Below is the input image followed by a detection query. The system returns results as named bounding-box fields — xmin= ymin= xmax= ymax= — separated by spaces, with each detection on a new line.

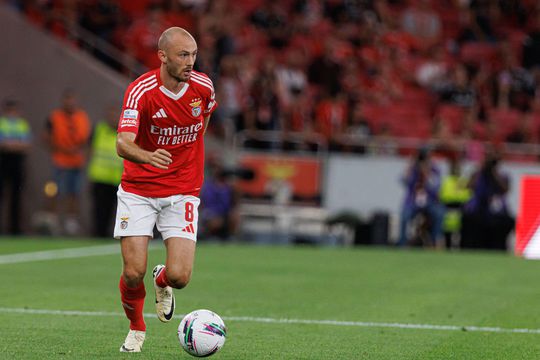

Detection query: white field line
xmin=0 ymin=243 xmax=162 ymax=265
xmin=0 ymin=307 xmax=539 ymax=335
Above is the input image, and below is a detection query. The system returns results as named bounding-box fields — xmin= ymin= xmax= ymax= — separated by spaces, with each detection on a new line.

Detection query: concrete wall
xmin=0 ymin=5 xmax=129 ymax=233
xmin=324 ymin=154 xmax=540 ymax=218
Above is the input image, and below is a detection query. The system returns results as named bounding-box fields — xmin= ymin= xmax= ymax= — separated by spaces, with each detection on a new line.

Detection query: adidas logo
xmin=152 ymin=108 xmax=167 ymax=118
xmin=181 ymin=223 xmax=195 ymax=234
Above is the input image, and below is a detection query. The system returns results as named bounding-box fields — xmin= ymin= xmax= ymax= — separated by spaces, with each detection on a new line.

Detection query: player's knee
xmin=123 ymin=268 xmax=146 ymax=286
xmin=166 ymin=268 xmax=191 ymax=289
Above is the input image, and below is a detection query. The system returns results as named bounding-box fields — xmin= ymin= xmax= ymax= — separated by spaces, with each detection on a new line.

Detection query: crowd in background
xmin=3 ymin=0 xmax=536 ymax=249
xmin=10 ymin=0 xmax=540 ymax=158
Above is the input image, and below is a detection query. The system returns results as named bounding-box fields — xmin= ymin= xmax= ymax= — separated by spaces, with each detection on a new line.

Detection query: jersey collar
xmin=157 ymin=69 xmax=190 ymax=100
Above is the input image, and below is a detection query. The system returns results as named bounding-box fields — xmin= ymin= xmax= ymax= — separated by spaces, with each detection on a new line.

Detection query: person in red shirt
xmin=115 ymin=27 xmax=217 ymax=353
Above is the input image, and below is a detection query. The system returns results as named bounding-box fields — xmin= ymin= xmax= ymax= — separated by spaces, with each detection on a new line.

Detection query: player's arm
xmin=203 ymin=115 xmax=211 ymax=135
xmin=116 ymin=132 xmax=172 ymax=170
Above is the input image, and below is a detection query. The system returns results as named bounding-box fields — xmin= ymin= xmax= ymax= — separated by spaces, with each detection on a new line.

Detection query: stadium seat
xmin=488 ymin=108 xmax=522 ymax=138
xmin=436 ymin=104 xmax=465 ymax=133
xmin=460 ymin=42 xmax=498 ymax=67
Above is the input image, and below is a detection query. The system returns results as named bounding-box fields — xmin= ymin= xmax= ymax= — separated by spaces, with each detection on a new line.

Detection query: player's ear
xmin=158 ymin=49 xmax=167 ymax=63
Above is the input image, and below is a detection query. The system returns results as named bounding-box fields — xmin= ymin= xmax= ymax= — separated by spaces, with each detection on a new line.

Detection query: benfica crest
xmin=189 ymin=98 xmax=202 ymax=117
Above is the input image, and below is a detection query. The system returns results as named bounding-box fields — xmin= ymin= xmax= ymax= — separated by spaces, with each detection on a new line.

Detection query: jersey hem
xmin=120 ymin=183 xmax=200 ymax=198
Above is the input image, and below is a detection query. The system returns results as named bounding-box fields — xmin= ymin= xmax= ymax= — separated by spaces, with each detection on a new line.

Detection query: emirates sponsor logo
xmin=151 ymin=123 xmax=203 ymax=145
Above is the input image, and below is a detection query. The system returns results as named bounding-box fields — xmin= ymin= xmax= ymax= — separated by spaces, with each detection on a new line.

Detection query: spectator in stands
xmin=275 ymin=48 xmax=308 ymax=112
xmin=0 ymin=99 xmax=31 ymax=235
xmin=415 ymin=45 xmax=449 ymax=91
xmin=199 ymin=158 xmax=239 ymax=240
xmin=44 ymin=89 xmax=91 ymax=235
xmin=79 ymin=0 xmax=122 ymax=67
xmin=314 ymin=91 xmax=348 ymax=152
xmin=244 ymin=58 xmax=281 ymax=149
xmin=495 ymin=47 xmax=535 ymax=111
xmin=439 ymin=64 xmax=477 ymax=108
xmin=343 ymin=101 xmax=373 ymax=154
xmin=398 ymin=147 xmax=445 ymax=247
xmin=282 ymin=89 xmax=320 ymax=152
xmin=123 ymin=4 xmax=171 ymax=69
xmin=214 ymin=55 xmax=247 ymax=140
xmin=401 ymin=0 xmax=442 ymax=49
xmin=461 ymin=147 xmax=515 ymax=250
xmin=163 ymin=0 xmax=197 ymax=34
xmin=308 ymin=37 xmax=344 ymax=96
xmin=250 ymin=2 xmax=289 ymax=49
xmin=87 ymin=103 xmax=123 ymax=238
xmin=523 ymin=12 xmax=540 ymax=70
xmin=370 ymin=123 xmax=397 ymax=155
xmin=457 ymin=6 xmax=497 ymax=44
xmin=79 ymin=0 xmax=121 ymax=43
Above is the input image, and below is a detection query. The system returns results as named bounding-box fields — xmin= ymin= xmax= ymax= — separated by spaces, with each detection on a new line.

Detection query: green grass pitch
xmin=1 ymin=237 xmax=540 ymax=359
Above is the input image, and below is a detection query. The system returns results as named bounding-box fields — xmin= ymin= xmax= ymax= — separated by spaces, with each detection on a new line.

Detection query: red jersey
xmin=118 ymin=69 xmax=217 ymax=197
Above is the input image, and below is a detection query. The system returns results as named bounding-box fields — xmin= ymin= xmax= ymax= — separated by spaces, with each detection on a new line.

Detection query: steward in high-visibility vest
xmin=439 ymin=158 xmax=471 ymax=248
xmin=0 ymin=99 xmax=31 ymax=234
xmin=87 ymin=105 xmax=123 ymax=237
xmin=88 ymin=121 xmax=123 ymax=186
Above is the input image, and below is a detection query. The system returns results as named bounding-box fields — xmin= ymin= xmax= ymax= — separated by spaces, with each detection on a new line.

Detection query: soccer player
xmin=115 ymin=27 xmax=217 ymax=353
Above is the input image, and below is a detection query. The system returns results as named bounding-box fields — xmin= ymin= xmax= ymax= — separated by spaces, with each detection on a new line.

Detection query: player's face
xmin=163 ymin=36 xmax=197 ymax=83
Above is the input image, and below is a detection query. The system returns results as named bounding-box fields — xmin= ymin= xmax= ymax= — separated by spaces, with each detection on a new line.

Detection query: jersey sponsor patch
xmin=120 ymin=119 xmax=137 ymax=128
xmin=122 ymin=109 xmax=139 ymax=120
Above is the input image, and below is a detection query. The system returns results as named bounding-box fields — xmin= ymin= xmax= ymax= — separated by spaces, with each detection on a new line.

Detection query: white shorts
xmin=114 ymin=186 xmax=200 ymax=241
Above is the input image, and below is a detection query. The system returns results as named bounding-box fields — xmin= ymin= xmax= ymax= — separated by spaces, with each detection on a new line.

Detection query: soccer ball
xmin=178 ymin=309 xmax=227 ymax=357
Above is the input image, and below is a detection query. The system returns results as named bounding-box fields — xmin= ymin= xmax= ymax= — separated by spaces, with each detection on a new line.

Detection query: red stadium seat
xmin=436 ymin=104 xmax=465 ymax=133
xmin=364 ymin=103 xmax=432 ymax=138
xmin=460 ymin=42 xmax=498 ymax=67
xmin=488 ymin=108 xmax=522 ymax=136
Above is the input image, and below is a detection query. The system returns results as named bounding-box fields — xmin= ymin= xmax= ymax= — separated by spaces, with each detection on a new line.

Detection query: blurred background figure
xmin=461 ymin=148 xmax=515 ymax=250
xmin=43 ymin=89 xmax=91 ymax=236
xmin=87 ymin=103 xmax=123 ymax=238
xmin=439 ymin=156 xmax=471 ymax=249
xmin=398 ymin=147 xmax=444 ymax=247
xmin=199 ymin=158 xmax=240 ymax=241
xmin=0 ymin=98 xmax=31 ymax=235
xmin=401 ymin=0 xmax=442 ymax=50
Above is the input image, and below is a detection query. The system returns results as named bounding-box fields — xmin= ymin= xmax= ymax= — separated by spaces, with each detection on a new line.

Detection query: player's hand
xmin=148 ymin=149 xmax=172 ymax=169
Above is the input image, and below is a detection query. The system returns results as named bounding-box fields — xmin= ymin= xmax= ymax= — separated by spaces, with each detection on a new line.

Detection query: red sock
xmin=119 ymin=276 xmax=146 ymax=331
xmin=155 ymin=267 xmax=171 ymax=288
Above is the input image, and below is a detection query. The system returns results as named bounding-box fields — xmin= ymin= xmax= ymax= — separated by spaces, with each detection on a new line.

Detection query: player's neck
xmin=160 ymin=67 xmax=186 ymax=94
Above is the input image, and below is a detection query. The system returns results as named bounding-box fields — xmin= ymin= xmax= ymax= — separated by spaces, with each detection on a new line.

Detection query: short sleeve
xmin=204 ymin=86 xmax=218 ymax=116
xmin=118 ymin=82 xmax=142 ymax=134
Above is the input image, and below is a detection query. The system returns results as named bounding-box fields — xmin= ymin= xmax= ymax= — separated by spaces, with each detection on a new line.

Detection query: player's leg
xmin=398 ymin=205 xmax=416 ymax=246
xmin=153 ymin=237 xmax=196 ymax=322
xmin=153 ymin=195 xmax=200 ymax=322
xmin=114 ymin=186 xmax=158 ymax=352
xmin=119 ymin=236 xmax=150 ymax=352
xmin=64 ymin=168 xmax=82 ymax=235
xmin=161 ymin=237 xmax=196 ymax=289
